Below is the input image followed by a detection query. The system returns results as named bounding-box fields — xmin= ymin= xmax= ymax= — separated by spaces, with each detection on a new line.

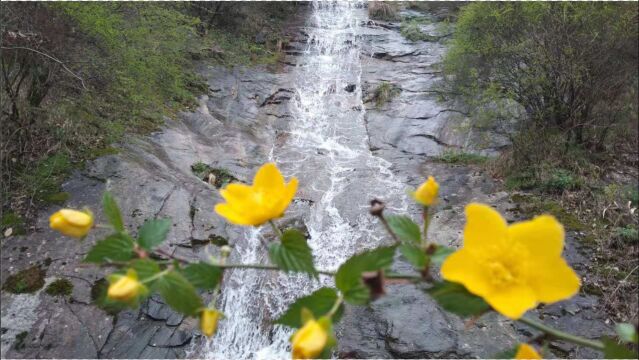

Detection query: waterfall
xmin=202 ymin=2 xmax=408 ymax=358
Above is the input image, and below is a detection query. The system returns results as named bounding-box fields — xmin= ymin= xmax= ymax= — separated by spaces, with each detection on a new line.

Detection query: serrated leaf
xmin=153 ymin=270 xmax=202 ymax=316
xmin=399 ymin=244 xmax=427 ymax=269
xmin=181 ymin=262 xmax=222 ymax=290
xmin=84 ymin=233 xmax=135 ymax=263
xmin=275 ymin=287 xmax=343 ymax=328
xmin=603 ymin=337 xmax=638 ymax=359
xmin=130 ymin=259 xmax=161 ymax=282
xmin=137 ymin=218 xmax=171 ymax=250
xmin=103 ymin=192 xmax=124 ymax=232
xmin=269 ymin=229 xmax=316 ymax=276
xmin=426 ymin=281 xmax=490 ymax=317
xmin=335 ymin=246 xmax=396 ymax=305
xmin=386 ymin=215 xmax=421 ymax=244
xmin=616 ymin=323 xmax=638 ymax=344
xmin=431 ymin=245 xmax=455 ymax=265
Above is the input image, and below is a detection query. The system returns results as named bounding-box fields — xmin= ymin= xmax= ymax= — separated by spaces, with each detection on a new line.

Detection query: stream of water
xmin=202 ymin=2 xmax=408 ymax=358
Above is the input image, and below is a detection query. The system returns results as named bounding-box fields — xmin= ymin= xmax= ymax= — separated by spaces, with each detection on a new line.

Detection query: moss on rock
xmin=45 ymin=278 xmax=74 ymax=297
xmin=3 ymin=266 xmax=46 ymax=294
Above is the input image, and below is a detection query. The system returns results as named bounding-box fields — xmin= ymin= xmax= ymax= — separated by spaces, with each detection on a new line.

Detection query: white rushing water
xmin=202 ymin=2 xmax=408 ymax=358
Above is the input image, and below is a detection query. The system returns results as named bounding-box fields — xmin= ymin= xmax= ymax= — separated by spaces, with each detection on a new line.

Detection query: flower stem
xmin=518 ymin=316 xmax=605 ymax=350
xmin=422 ymin=206 xmax=429 ymax=248
xmin=141 ymin=267 xmax=172 ymax=284
xmin=378 ymin=214 xmax=400 ymax=243
xmin=327 ymin=293 xmax=344 ymax=317
xmin=217 ymin=263 xmax=421 ymax=280
xmin=268 ymin=220 xmax=283 ymax=239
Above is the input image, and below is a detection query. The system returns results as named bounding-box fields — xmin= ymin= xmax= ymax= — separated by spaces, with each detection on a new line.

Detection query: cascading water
xmin=202 ymin=2 xmax=408 ymax=358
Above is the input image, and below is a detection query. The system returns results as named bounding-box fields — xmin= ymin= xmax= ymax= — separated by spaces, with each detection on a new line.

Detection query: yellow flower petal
xmin=463 ymin=203 xmax=507 ymax=251
xmin=215 ymin=163 xmax=297 ymax=227
xmin=200 ymin=309 xmax=222 ymax=337
xmin=509 ymin=215 xmax=564 ymax=260
xmin=515 ymin=343 xmax=542 ymax=359
xmin=484 ymin=284 xmax=537 ymax=320
xmin=214 ymin=203 xmax=256 ymax=226
xmin=253 ymin=162 xmax=285 ymax=194
xmin=291 ymin=320 xmax=328 ymax=359
xmin=441 ymin=249 xmax=494 ymax=297
xmin=49 ymin=209 xmax=94 ymax=238
xmin=527 ymin=258 xmax=580 ymax=303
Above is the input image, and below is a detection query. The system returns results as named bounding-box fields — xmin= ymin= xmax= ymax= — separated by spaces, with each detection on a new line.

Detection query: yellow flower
xmin=515 ymin=343 xmax=542 ymax=359
xmin=200 ymin=308 xmax=222 ymax=337
xmin=107 ymin=269 xmax=144 ymax=302
xmin=441 ymin=203 xmax=580 ymax=319
xmin=412 ymin=176 xmax=439 ymax=206
xmin=291 ymin=319 xmax=328 ymax=359
xmin=49 ymin=209 xmax=94 ymax=238
xmin=215 ymin=163 xmax=298 ymax=226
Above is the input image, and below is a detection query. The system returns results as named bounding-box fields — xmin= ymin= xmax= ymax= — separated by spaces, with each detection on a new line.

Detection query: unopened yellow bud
xmin=107 ymin=270 xmax=143 ymax=302
xmin=291 ymin=319 xmax=328 ymax=359
xmin=413 ymin=176 xmax=439 ymax=206
xmin=49 ymin=209 xmax=94 ymax=238
xmin=200 ymin=308 xmax=222 ymax=337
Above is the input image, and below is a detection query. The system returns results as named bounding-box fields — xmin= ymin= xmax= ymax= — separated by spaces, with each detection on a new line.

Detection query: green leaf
xmin=386 ymin=215 xmax=421 ymax=244
xmin=603 ymin=338 xmax=638 ymax=359
xmin=275 ymin=287 xmax=343 ymax=328
xmin=431 ymin=245 xmax=455 ymax=265
xmin=426 ymin=281 xmax=490 ymax=317
xmin=130 ymin=259 xmax=160 ymax=281
xmin=181 ymin=262 xmax=222 ymax=290
xmin=492 ymin=346 xmax=518 ymax=359
xmin=616 ymin=323 xmax=639 ymax=344
xmin=335 ymin=246 xmax=396 ymax=305
xmin=84 ymin=233 xmax=135 ymax=263
xmin=103 ymin=192 xmax=124 ymax=232
xmin=153 ymin=270 xmax=202 ymax=316
xmin=399 ymin=244 xmax=427 ymax=269
xmin=268 ymin=228 xmax=316 ymax=276
xmin=137 ymin=218 xmax=171 ymax=250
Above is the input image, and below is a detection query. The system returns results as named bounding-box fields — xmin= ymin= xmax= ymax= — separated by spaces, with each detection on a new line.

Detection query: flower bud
xmin=291 ymin=319 xmax=328 ymax=359
xmin=220 ymin=245 xmax=232 ymax=258
xmin=49 ymin=209 xmax=94 ymax=238
xmin=369 ymin=199 xmax=385 ymax=217
xmin=412 ymin=176 xmax=439 ymax=206
xmin=200 ymin=308 xmax=222 ymax=337
xmin=107 ymin=270 xmax=143 ymax=302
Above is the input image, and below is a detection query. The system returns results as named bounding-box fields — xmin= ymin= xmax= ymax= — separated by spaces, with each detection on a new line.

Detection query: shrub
xmin=368 ymin=2 xmax=399 ymax=21
xmin=372 ymin=82 xmax=401 ymax=108
xmin=445 ymin=3 xmax=638 ymax=150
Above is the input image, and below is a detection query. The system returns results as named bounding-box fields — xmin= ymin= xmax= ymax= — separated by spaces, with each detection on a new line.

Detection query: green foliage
xmin=2 ymin=266 xmax=46 ymax=294
xmin=84 ymin=233 xmax=135 ymax=263
xmin=431 ymin=245 xmax=455 ymax=265
xmin=335 ymin=246 xmax=396 ymax=305
xmin=434 ymin=150 xmax=488 ymax=165
xmin=269 ymin=229 xmax=317 ymax=277
xmin=130 ymin=259 xmax=161 ymax=282
xmin=181 ymin=262 xmax=223 ymax=290
xmin=103 ymin=192 xmax=124 ymax=232
xmin=368 ymin=2 xmax=399 ymax=21
xmin=0 ymin=211 xmax=26 ymax=235
xmin=137 ymin=219 xmax=171 ymax=251
xmin=275 ymin=288 xmax=343 ymax=329
xmin=615 ymin=226 xmax=639 ymax=243
xmin=153 ymin=270 xmax=202 ymax=317
xmin=543 ymin=169 xmax=582 ymax=193
xmin=602 ymin=338 xmax=639 ymax=359
xmin=616 ymin=323 xmax=638 ymax=344
xmin=399 ymin=244 xmax=427 ymax=269
xmin=386 ymin=215 xmax=421 ymax=244
xmin=427 ymin=281 xmax=490 ymax=317
xmin=45 ymin=278 xmax=74 ymax=297
xmin=190 ymin=162 xmax=238 ymax=188
xmin=445 ymin=2 xmax=638 ymax=151
xmin=372 ymin=82 xmax=401 ymax=108
xmin=16 ymin=153 xmax=73 ymax=205
xmin=400 ymin=21 xmax=439 ymax=42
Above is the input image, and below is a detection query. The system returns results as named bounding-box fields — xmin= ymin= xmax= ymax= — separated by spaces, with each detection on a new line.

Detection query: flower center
xmin=488 ymin=261 xmax=517 ymax=286
xmin=485 ymin=242 xmax=529 ymax=288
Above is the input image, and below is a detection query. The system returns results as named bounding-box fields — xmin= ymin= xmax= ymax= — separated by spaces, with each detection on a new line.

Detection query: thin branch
xmin=1 ymin=46 xmax=87 ymax=90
